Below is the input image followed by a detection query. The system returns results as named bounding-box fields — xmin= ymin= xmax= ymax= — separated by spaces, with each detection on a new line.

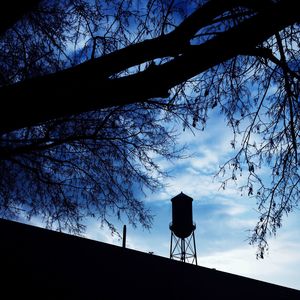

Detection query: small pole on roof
xmin=122 ymin=224 xmax=127 ymax=248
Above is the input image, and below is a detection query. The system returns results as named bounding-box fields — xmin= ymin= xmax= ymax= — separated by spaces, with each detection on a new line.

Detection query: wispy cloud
xmin=85 ymin=219 xmax=122 ymax=246
xmin=198 ymin=231 xmax=300 ymax=290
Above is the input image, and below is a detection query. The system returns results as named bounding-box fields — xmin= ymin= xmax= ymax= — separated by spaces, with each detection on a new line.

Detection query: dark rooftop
xmin=1 ymin=218 xmax=299 ymax=299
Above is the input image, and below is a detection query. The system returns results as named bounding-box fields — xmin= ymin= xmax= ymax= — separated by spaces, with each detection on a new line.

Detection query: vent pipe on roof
xmin=122 ymin=225 xmax=127 ymax=248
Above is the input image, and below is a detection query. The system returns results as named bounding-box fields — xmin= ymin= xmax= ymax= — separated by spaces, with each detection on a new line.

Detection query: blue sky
xmin=75 ymin=109 xmax=300 ymax=291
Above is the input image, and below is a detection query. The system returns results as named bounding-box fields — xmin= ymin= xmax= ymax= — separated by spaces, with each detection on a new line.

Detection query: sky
xmin=72 ymin=109 xmax=300 ymax=291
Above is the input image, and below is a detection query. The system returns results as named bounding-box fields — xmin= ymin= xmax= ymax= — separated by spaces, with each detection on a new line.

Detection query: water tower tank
xmin=170 ymin=192 xmax=195 ymax=239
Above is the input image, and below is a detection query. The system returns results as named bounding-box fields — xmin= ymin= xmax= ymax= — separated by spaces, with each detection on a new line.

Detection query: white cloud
xmin=85 ymin=220 xmax=122 ymax=246
xmin=152 ymin=165 xmax=250 ymax=210
xmin=189 ymin=148 xmax=222 ymax=174
xmin=150 ymin=110 xmax=247 ymax=203
xmin=215 ymin=202 xmax=248 ymax=216
xmin=199 ymin=232 xmax=300 ymax=290
xmin=225 ymin=217 xmax=257 ymax=229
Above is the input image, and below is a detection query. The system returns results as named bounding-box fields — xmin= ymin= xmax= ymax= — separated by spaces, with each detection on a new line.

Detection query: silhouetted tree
xmin=0 ymin=0 xmax=300 ymax=257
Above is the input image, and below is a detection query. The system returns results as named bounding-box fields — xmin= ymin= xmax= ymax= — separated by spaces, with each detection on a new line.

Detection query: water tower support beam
xmin=192 ymin=231 xmax=197 ymax=265
xmin=170 ymin=229 xmax=197 ymax=265
xmin=181 ymin=238 xmax=186 ymax=262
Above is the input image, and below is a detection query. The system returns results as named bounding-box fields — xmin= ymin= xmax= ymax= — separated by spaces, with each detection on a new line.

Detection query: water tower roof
xmin=171 ymin=192 xmax=193 ymax=202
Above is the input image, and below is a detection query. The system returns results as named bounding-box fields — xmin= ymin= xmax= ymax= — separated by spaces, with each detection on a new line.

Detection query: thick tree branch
xmin=0 ymin=0 xmax=299 ymax=133
xmin=275 ymin=32 xmax=298 ymax=163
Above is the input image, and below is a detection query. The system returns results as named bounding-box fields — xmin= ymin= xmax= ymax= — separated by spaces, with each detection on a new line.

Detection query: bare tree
xmin=1 ymin=103 xmax=186 ymax=234
xmin=0 ymin=0 xmax=299 ymax=257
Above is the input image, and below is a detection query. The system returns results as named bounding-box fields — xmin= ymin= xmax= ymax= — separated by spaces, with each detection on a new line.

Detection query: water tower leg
xmin=170 ymin=231 xmax=173 ymax=259
xmin=181 ymin=238 xmax=185 ymax=263
xmin=170 ymin=231 xmax=181 ymax=260
xmin=192 ymin=230 xmax=197 ymax=265
xmin=170 ymin=229 xmax=197 ymax=265
xmin=170 ymin=231 xmax=198 ymax=265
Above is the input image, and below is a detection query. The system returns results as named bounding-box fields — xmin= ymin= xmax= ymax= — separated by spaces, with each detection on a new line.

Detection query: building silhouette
xmin=1 ymin=218 xmax=299 ymax=299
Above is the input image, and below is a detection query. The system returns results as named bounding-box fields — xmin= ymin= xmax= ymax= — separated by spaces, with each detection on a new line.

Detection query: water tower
xmin=169 ymin=192 xmax=197 ymax=265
